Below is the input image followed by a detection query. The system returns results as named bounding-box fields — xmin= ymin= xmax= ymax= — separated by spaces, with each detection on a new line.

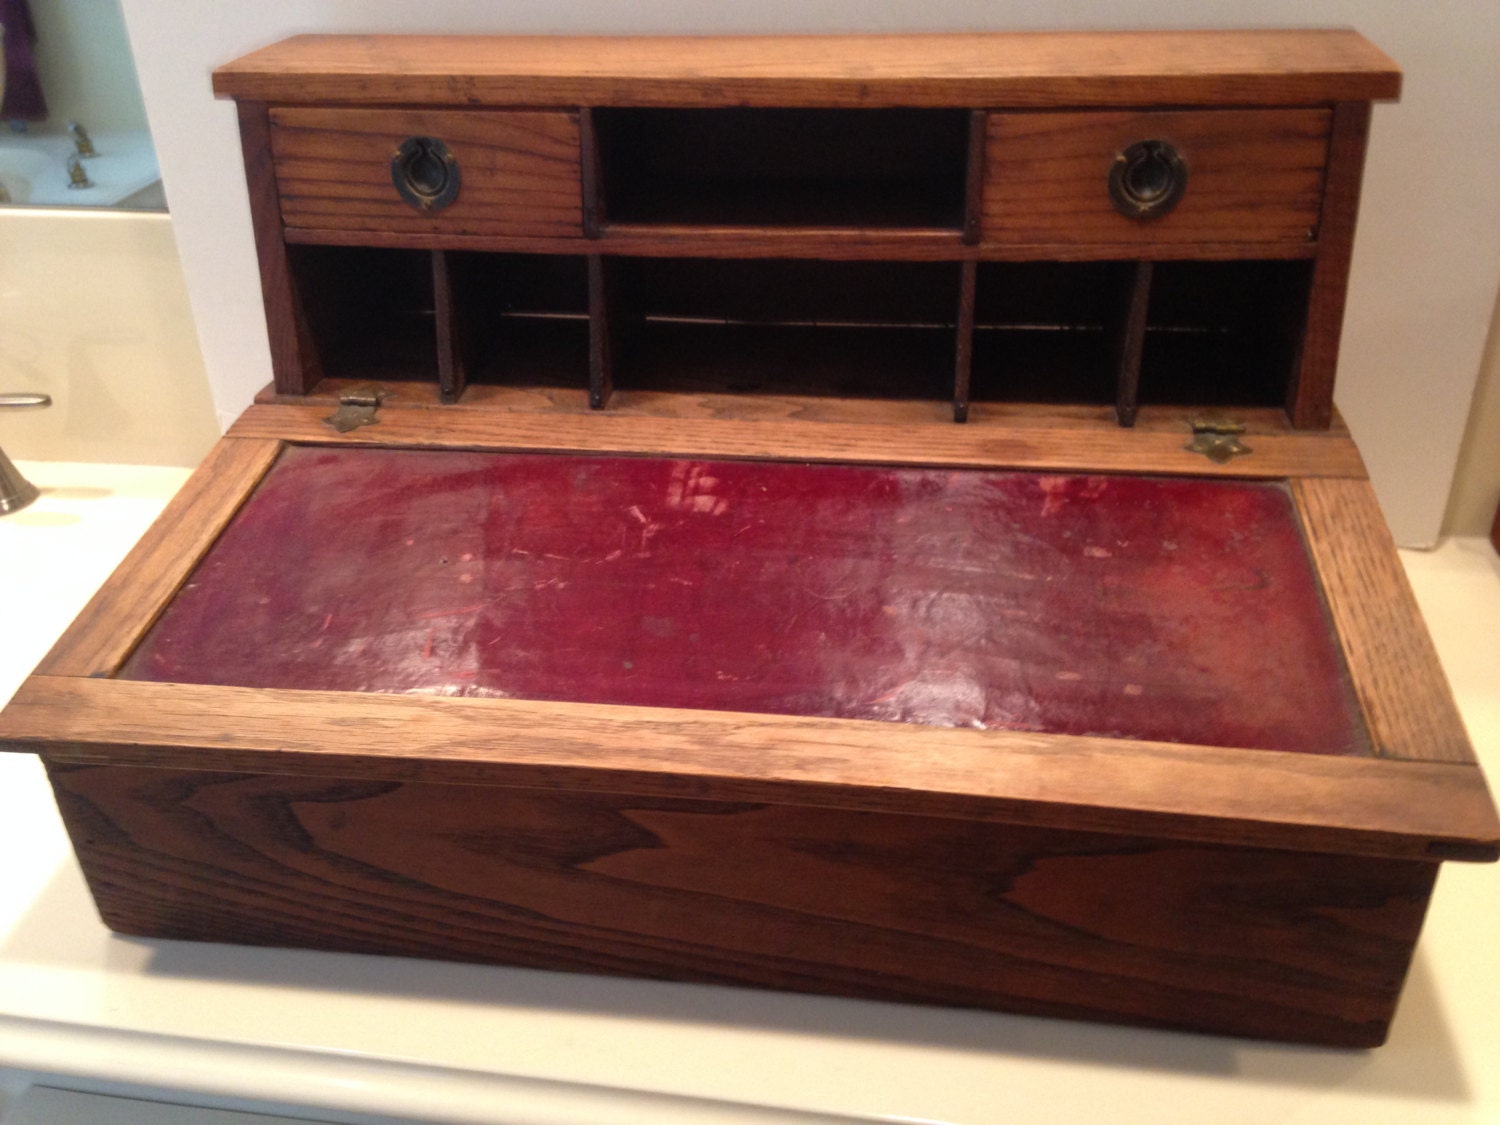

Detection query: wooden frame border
xmin=211 ymin=31 xmax=1403 ymax=108
xmin=227 ymin=401 xmax=1366 ymax=480
xmin=33 ymin=438 xmax=283 ymax=679
xmin=7 ymin=675 xmax=1496 ymax=863
xmin=1288 ymin=101 xmax=1372 ymax=428
xmin=280 ymin=224 xmax=1320 ymax=264
xmin=1293 ymin=477 xmax=1475 ymax=764
xmin=238 ymin=103 xmax=321 ymax=396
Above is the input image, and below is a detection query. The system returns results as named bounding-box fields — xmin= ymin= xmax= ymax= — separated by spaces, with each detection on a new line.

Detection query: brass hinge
xmin=324 ymin=385 xmax=387 ymax=433
xmin=1185 ymin=416 xmax=1251 ymax=464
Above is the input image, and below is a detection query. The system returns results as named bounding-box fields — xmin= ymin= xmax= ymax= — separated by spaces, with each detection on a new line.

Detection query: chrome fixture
xmin=66 ymin=153 xmax=92 ymax=190
xmin=68 ymin=120 xmax=97 ymax=158
xmin=0 ymin=393 xmax=51 ymax=516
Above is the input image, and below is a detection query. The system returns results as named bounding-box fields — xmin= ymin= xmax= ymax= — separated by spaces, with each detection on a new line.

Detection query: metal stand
xmin=0 ymin=394 xmax=52 ymax=516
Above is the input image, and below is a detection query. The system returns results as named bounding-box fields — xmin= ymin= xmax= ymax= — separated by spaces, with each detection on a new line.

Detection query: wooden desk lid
xmin=211 ymin=29 xmax=1401 ymax=108
xmin=118 ymin=445 xmax=1368 ymax=757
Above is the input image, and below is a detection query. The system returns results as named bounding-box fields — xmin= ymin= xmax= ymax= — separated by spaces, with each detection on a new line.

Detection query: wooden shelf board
xmin=213 ymin=30 xmax=1401 ymax=107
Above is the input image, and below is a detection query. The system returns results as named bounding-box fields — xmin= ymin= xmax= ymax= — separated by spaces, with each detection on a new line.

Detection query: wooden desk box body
xmin=3 ymin=31 xmax=1497 ymax=1047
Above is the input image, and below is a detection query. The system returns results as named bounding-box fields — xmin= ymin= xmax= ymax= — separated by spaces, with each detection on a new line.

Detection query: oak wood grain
xmin=259 ymin=379 xmax=1348 ymax=434
xmin=224 ymin=400 xmax=1367 ymax=480
xmin=280 ymin=223 xmax=1320 ymax=263
xmin=983 ymin=109 xmax=1329 ymax=249
xmin=1293 ymin=477 xmax=1477 ymax=765
xmin=1288 ymin=102 xmax=1372 ymax=428
xmin=271 ymin=108 xmax=582 ymax=239
xmin=7 ymin=676 xmax=1497 ymax=863
xmin=32 ymin=439 xmax=283 ymax=680
xmin=45 ymin=758 xmax=1437 ymax=1045
xmin=237 ymin=102 xmax=322 ymax=395
xmin=212 ymin=31 xmax=1401 ymax=108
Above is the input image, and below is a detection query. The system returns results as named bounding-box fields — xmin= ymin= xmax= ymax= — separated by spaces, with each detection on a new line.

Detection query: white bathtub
xmin=0 ymin=128 xmax=161 ymax=207
xmin=0 ymin=209 xmax=219 ymax=465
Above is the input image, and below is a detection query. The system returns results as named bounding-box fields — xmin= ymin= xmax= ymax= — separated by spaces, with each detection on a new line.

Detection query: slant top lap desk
xmin=1 ymin=29 xmax=1495 ymax=1050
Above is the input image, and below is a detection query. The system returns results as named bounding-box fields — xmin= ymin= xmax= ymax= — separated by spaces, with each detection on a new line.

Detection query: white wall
xmin=28 ymin=0 xmax=150 ymax=133
xmin=1445 ymin=284 xmax=1500 ymax=537
xmin=118 ymin=0 xmax=1500 ymax=546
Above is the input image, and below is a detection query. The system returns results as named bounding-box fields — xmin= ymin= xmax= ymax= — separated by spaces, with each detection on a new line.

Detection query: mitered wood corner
xmin=33 ymin=437 xmax=282 ymax=680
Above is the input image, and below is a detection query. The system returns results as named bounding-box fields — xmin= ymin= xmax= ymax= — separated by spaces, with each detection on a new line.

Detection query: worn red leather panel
xmin=121 ymin=445 xmax=1367 ymax=755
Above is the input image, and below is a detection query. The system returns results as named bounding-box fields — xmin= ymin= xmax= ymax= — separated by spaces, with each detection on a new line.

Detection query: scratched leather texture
xmin=120 ymin=445 xmax=1367 ymax=755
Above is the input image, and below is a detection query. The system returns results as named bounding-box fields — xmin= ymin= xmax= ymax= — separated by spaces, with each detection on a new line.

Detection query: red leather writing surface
xmin=121 ymin=446 xmax=1366 ymax=755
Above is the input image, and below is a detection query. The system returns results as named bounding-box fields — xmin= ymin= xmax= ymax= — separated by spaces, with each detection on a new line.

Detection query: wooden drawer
xmin=270 ymin=107 xmax=583 ymax=238
xmin=981 ymin=109 xmax=1331 ymax=251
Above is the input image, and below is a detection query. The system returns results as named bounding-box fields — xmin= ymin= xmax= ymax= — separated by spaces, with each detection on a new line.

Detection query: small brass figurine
xmin=66 ymin=153 xmax=92 ymax=190
xmin=68 ymin=120 xmax=97 ymax=157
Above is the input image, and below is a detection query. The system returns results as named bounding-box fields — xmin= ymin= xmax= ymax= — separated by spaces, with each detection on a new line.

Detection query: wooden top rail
xmin=213 ymin=30 xmax=1401 ymax=108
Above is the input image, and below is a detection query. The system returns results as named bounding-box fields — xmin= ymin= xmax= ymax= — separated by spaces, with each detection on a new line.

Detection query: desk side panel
xmin=45 ymin=759 xmax=1434 ymax=1048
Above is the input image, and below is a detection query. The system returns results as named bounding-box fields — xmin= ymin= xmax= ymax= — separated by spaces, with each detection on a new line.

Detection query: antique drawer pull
xmin=1108 ymin=139 xmax=1187 ymax=220
xmin=391 ymin=135 xmax=460 ymax=213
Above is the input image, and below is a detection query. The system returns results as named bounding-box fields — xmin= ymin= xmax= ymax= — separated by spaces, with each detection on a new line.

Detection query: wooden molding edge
xmin=1294 ymin=477 xmax=1477 ymax=765
xmin=33 ymin=439 xmax=284 ymax=679
xmin=227 ymin=401 xmax=1367 ymax=480
xmin=211 ymin=30 xmax=1402 ymax=107
xmin=6 ymin=676 xmax=1496 ymax=863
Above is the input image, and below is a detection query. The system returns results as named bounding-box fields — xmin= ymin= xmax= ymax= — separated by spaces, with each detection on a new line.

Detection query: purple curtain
xmin=1 ymin=0 xmax=48 ymax=122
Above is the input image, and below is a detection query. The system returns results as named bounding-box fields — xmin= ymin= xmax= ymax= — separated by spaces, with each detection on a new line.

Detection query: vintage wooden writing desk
xmin=2 ymin=30 xmax=1497 ymax=1047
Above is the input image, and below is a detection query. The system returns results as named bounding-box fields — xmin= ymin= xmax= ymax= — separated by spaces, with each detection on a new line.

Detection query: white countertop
xmin=2 ymin=461 xmax=1497 ymax=1124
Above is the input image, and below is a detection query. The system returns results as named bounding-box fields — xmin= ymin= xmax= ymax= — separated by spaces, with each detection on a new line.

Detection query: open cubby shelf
xmin=969 ymin=259 xmax=1310 ymax=413
xmin=292 ymin=244 xmax=1311 ymax=424
xmin=601 ymin=257 xmax=962 ymax=403
xmin=592 ymin=108 xmax=973 ymax=231
xmin=1138 ymin=261 xmax=1310 ymax=408
xmin=294 ymin=245 xmax=440 ymax=384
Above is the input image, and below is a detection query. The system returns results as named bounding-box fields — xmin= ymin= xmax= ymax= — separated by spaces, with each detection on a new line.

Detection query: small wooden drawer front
xmin=982 ymin=109 xmax=1331 ymax=251
xmin=270 ymin=107 xmax=583 ymax=238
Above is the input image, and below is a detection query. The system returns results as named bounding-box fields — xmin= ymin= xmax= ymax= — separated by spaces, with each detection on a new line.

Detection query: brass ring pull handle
xmin=391 ymin=136 xmax=460 ymax=213
xmin=1108 ymin=140 xmax=1187 ymax=220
